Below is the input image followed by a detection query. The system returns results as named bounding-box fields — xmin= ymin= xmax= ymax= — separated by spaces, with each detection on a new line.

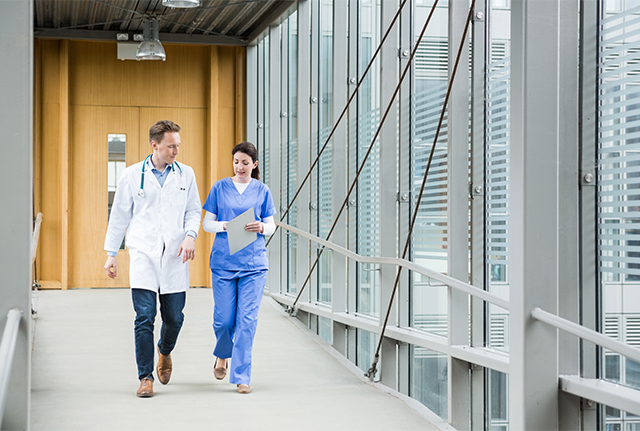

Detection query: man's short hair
xmin=149 ymin=120 xmax=181 ymax=144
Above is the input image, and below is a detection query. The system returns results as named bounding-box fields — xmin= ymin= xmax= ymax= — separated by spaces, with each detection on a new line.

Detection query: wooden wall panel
xmin=68 ymin=42 xmax=209 ymax=109
xmin=35 ymin=39 xmax=246 ymax=289
xmin=38 ymin=102 xmax=62 ymax=289
xmin=68 ymin=106 xmax=139 ymax=288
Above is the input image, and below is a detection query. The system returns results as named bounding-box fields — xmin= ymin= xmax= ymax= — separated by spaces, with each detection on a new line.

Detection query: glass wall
xmin=246 ymin=0 xmax=640 ymax=429
xmin=598 ymin=1 xmax=640 ymax=430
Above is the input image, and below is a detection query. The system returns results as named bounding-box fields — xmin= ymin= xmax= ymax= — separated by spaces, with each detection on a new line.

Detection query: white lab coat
xmin=104 ymin=159 xmax=201 ymax=294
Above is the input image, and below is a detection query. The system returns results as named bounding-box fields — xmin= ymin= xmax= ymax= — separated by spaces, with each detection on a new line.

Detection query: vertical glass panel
xmin=282 ymin=14 xmax=299 ymax=296
xmin=487 ymin=369 xmax=509 ymax=430
xmin=410 ymin=344 xmax=448 ymax=420
xmin=356 ymin=328 xmax=377 ymax=373
xmin=598 ymin=3 xmax=640 ymax=430
xmin=355 ymin=0 xmax=382 ymax=318
xmin=318 ymin=315 xmax=332 ymax=344
xmin=258 ymin=36 xmax=270 ymax=185
xmin=410 ymin=0 xmax=449 ymax=337
xmin=316 ymin=0 xmax=333 ymax=305
xmin=108 ymin=134 xmax=126 ymax=250
xmin=484 ymin=2 xmax=512 ymax=429
xmin=486 ymin=0 xmax=511 ymax=354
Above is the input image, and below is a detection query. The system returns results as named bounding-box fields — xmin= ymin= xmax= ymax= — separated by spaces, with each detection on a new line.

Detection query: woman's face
xmin=233 ymin=151 xmax=258 ymax=183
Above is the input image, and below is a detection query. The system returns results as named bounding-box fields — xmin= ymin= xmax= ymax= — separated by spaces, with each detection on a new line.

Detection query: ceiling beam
xmin=33 ymin=28 xmax=247 ymax=46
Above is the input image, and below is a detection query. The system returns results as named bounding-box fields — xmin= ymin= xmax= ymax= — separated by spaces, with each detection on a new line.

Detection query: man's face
xmin=151 ymin=132 xmax=180 ymax=166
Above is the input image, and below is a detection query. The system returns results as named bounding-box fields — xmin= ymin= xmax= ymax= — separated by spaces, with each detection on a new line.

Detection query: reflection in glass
xmin=356 ymin=0 xmax=381 ymax=318
xmin=316 ymin=0 xmax=333 ymax=305
xmin=108 ymin=134 xmax=126 ymax=250
xmin=356 ymin=328 xmax=377 ymax=374
xmin=410 ymin=345 xmax=448 ymax=420
xmin=282 ymin=13 xmax=299 ymax=296
xmin=599 ymin=3 xmax=640 ymax=430
xmin=410 ymin=0 xmax=449 ymax=337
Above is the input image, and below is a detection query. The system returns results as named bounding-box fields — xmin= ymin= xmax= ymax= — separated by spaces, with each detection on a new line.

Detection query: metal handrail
xmin=0 ymin=308 xmax=23 ymax=426
xmin=32 ymin=212 xmax=43 ymax=263
xmin=531 ymin=307 xmax=640 ymax=364
xmin=532 ymin=307 xmax=640 ymax=415
xmin=275 ymin=221 xmax=510 ymax=311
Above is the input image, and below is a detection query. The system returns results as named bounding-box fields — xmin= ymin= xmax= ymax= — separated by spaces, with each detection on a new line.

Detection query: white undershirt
xmin=202 ymin=179 xmax=276 ymax=235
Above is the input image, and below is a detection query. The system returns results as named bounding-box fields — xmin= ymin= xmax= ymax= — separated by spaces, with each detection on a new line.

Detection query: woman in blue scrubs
xmin=202 ymin=141 xmax=276 ymax=394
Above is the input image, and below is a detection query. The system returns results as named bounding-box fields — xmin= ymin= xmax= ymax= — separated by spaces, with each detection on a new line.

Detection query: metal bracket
xmin=398 ymin=48 xmax=410 ymax=59
xmin=285 ymin=306 xmax=297 ymax=317
xmin=397 ymin=192 xmax=410 ymax=203
xmin=581 ymin=171 xmax=596 ymax=186
xmin=471 ymin=183 xmax=484 ymax=196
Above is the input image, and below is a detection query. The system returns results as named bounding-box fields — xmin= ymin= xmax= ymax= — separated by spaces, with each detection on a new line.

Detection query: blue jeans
xmin=132 ymin=288 xmax=186 ymax=381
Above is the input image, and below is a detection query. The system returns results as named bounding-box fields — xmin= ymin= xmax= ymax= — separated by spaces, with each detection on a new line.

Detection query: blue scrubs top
xmin=203 ymin=177 xmax=277 ymax=271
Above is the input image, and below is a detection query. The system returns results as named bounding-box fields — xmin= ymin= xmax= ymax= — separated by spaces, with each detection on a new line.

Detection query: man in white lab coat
xmin=103 ymin=120 xmax=201 ymax=398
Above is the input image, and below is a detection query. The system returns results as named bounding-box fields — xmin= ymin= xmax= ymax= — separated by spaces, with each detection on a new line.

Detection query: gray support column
xmin=246 ymin=45 xmax=258 ymax=145
xmin=579 ymin=0 xmax=598 ymax=429
xmin=397 ymin=0 xmax=412 ymax=397
xmin=280 ymin=19 xmax=291 ymax=295
xmin=557 ymin=1 xmax=581 ymax=429
xmin=469 ymin=0 xmax=487 ymax=429
xmin=0 ymin=1 xmax=32 ymax=429
xmin=510 ymin=0 xmax=578 ymax=428
xmin=296 ymin=0 xmax=311 ymax=308
xmin=309 ymin=0 xmax=320 ymax=304
xmin=268 ymin=24 xmax=283 ymax=295
xmin=448 ymin=0 xmax=472 ymax=429
xmin=331 ymin=0 xmax=349 ymax=354
xmin=378 ymin=0 xmax=400 ymax=388
xmin=344 ymin=0 xmax=359 ymax=361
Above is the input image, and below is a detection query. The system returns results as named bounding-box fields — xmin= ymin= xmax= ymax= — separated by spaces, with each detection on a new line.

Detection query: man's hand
xmin=178 ymin=235 xmax=196 ymax=263
xmin=104 ymin=256 xmax=118 ymax=279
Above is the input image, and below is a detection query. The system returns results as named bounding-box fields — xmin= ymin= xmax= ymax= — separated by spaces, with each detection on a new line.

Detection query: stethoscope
xmin=138 ymin=154 xmax=184 ymax=197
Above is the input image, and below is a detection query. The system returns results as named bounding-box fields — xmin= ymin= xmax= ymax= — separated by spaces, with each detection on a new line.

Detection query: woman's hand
xmin=244 ymin=221 xmax=264 ymax=234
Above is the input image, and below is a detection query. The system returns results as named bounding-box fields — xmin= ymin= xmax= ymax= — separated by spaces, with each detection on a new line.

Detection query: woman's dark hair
xmin=232 ymin=141 xmax=260 ymax=180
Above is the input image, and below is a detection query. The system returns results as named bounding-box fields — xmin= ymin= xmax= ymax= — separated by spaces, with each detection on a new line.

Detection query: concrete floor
xmin=30 ymin=288 xmax=453 ymax=431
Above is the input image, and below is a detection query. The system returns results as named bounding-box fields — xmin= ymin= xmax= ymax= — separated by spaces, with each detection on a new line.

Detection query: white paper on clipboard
xmin=226 ymin=207 xmax=257 ymax=255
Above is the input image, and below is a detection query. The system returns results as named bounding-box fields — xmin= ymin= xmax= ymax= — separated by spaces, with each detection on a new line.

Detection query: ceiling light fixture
xmin=136 ymin=18 xmax=166 ymax=61
xmin=161 ymin=0 xmax=201 ymax=8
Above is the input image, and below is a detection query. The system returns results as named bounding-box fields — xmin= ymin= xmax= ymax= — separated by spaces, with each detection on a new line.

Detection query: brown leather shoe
xmin=136 ymin=378 xmax=154 ymax=397
xmin=213 ymin=357 xmax=227 ymax=380
xmin=157 ymin=348 xmax=172 ymax=385
xmin=237 ymin=384 xmax=252 ymax=394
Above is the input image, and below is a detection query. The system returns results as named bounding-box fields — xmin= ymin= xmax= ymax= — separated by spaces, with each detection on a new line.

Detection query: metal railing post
xmin=0 ymin=308 xmax=23 ymax=426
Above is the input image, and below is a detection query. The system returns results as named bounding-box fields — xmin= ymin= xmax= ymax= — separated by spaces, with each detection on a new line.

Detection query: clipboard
xmin=226 ymin=207 xmax=257 ymax=255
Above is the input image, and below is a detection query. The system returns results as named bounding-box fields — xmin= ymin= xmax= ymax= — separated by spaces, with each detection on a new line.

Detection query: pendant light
xmin=136 ymin=18 xmax=166 ymax=61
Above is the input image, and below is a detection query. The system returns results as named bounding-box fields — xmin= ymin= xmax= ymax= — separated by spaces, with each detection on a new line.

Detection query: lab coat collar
xmin=145 ymin=155 xmax=176 ymax=174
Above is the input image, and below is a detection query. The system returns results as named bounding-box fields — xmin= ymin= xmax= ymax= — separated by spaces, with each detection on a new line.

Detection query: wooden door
xmin=69 ymin=106 xmax=139 ymax=287
xmin=68 ymin=106 xmax=211 ymax=288
xmin=139 ymin=108 xmax=211 ymax=287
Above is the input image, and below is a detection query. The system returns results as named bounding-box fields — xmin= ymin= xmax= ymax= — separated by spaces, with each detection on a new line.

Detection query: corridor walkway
xmin=30 ymin=288 xmax=450 ymax=431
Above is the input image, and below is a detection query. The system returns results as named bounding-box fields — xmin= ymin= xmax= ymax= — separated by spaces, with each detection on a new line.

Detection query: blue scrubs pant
xmin=132 ymin=288 xmax=185 ymax=381
xmin=211 ymin=269 xmax=267 ymax=385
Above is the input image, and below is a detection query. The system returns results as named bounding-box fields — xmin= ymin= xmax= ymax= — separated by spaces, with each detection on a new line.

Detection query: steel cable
xmin=365 ymin=0 xmax=477 ymax=381
xmin=288 ymin=0 xmax=442 ymax=313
